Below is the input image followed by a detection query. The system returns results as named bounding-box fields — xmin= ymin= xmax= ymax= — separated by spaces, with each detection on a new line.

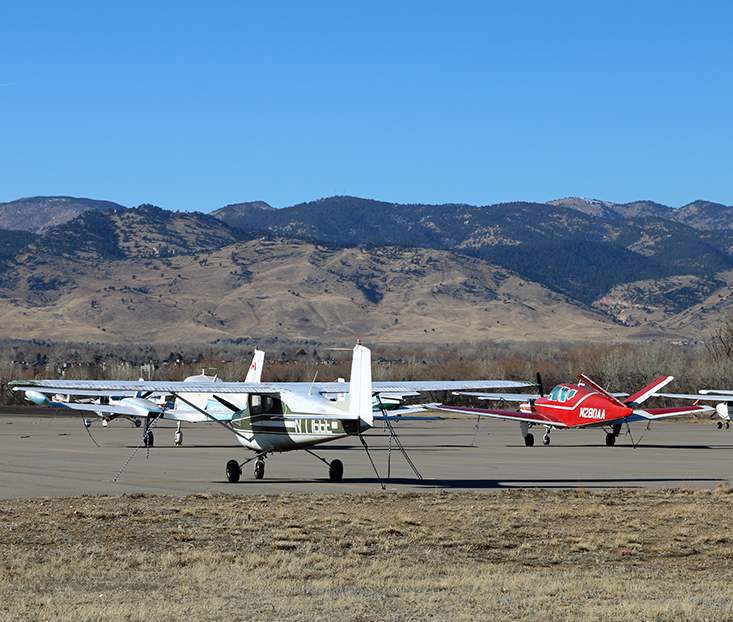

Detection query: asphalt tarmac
xmin=1 ymin=409 xmax=732 ymax=498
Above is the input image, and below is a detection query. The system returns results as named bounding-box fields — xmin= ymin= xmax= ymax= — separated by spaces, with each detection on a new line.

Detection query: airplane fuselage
xmin=229 ymin=391 xmax=368 ymax=452
xmin=232 ymin=414 xmax=364 ymax=452
xmin=528 ymin=384 xmax=633 ymax=427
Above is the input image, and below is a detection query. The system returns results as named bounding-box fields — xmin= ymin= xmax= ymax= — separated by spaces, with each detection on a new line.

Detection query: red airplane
xmin=436 ymin=374 xmax=713 ymax=447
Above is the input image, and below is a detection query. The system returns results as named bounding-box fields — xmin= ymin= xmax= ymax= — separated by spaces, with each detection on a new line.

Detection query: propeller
xmin=536 ymin=372 xmax=545 ymax=397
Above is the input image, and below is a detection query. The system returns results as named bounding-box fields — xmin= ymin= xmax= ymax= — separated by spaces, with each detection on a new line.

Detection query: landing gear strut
xmin=520 ymin=421 xmax=534 ymax=446
xmin=253 ymin=458 xmax=265 ymax=480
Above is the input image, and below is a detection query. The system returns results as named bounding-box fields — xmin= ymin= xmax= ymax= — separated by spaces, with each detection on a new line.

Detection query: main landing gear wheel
xmin=524 ymin=433 xmax=534 ymax=447
xmin=145 ymin=431 xmax=154 ymax=448
xmin=329 ymin=459 xmax=343 ymax=482
xmin=605 ymin=432 xmax=616 ymax=446
xmin=226 ymin=459 xmax=241 ymax=483
xmin=254 ymin=459 xmax=265 ymax=480
xmin=718 ymin=421 xmax=724 ymax=429
xmin=543 ymin=434 xmax=551 ymax=445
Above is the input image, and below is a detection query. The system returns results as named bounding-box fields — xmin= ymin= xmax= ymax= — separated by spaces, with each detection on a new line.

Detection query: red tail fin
xmin=625 ymin=376 xmax=674 ymax=406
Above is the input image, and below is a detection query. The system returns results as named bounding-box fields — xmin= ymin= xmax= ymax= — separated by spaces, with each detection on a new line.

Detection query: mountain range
xmin=0 ymin=195 xmax=732 ymax=345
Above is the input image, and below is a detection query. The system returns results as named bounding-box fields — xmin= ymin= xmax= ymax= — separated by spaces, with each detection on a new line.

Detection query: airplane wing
xmin=452 ymin=391 xmax=541 ymax=401
xmin=368 ymin=380 xmax=534 ymax=393
xmin=10 ymin=379 xmax=302 ymax=397
xmin=626 ymin=405 xmax=715 ymax=421
xmin=656 ymin=392 xmax=733 ymax=401
xmin=23 ymin=390 xmax=162 ymax=416
xmin=23 ymin=392 xmax=162 ymax=417
xmin=434 ymin=403 xmax=714 ymax=427
xmin=10 ymin=378 xmax=534 ymax=398
xmin=433 ymin=405 xmax=570 ymax=427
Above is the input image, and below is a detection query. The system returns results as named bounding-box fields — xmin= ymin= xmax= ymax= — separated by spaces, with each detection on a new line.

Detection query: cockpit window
xmin=547 ymin=386 xmax=577 ymax=403
xmin=249 ymin=394 xmax=284 ymax=415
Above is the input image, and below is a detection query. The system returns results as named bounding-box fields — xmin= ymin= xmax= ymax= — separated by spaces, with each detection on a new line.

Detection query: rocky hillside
xmin=0 ymin=196 xmax=732 ymax=345
xmin=0 ymin=234 xmax=630 ymax=345
xmin=0 ymin=196 xmax=126 ymax=233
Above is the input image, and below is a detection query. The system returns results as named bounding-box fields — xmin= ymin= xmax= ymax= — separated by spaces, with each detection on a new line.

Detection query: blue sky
xmin=2 ymin=1 xmax=731 ymax=211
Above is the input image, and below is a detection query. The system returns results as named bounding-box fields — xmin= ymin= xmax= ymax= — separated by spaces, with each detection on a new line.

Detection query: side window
xmin=249 ymin=394 xmax=283 ymax=415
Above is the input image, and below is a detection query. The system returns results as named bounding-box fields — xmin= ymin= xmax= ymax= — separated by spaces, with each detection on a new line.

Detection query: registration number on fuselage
xmin=293 ymin=419 xmax=340 ymax=434
xmin=579 ymin=407 xmax=606 ymax=420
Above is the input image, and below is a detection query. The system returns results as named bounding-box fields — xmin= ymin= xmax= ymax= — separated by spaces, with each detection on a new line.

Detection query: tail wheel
xmin=605 ymin=432 xmax=616 ymax=446
xmin=254 ymin=459 xmax=265 ymax=480
xmin=226 ymin=459 xmax=241 ymax=483
xmin=524 ymin=433 xmax=534 ymax=447
xmin=329 ymin=459 xmax=344 ymax=482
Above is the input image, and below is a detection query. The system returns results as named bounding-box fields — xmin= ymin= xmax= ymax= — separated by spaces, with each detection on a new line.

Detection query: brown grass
xmin=2 ymin=489 xmax=733 ymax=620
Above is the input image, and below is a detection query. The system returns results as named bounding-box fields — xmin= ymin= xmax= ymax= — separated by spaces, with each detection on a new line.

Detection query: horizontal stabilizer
xmin=625 ymin=376 xmax=674 ymax=406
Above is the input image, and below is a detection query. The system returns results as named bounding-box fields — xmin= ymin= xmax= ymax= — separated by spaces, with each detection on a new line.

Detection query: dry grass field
xmin=2 ymin=489 xmax=733 ymax=621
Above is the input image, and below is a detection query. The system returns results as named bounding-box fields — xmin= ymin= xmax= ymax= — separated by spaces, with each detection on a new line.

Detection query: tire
xmin=254 ymin=459 xmax=265 ymax=480
xmin=226 ymin=459 xmax=241 ymax=483
xmin=329 ymin=459 xmax=344 ymax=482
xmin=542 ymin=434 xmax=550 ymax=446
xmin=605 ymin=432 xmax=616 ymax=446
xmin=524 ymin=433 xmax=534 ymax=447
xmin=145 ymin=431 xmax=154 ymax=448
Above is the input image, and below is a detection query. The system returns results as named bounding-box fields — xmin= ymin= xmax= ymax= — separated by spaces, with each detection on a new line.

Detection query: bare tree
xmin=705 ymin=313 xmax=733 ymax=363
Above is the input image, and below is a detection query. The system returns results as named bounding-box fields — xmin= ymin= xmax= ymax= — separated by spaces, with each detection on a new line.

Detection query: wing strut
xmin=384 ymin=419 xmax=422 ymax=480
xmin=173 ymin=392 xmax=255 ymax=444
xmin=358 ymin=431 xmax=385 ymax=491
xmin=113 ymin=404 xmax=168 ymax=481
xmin=375 ymin=394 xmax=422 ymax=480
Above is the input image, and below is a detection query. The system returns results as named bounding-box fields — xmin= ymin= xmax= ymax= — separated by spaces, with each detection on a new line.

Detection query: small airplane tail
xmin=245 ymin=349 xmax=265 ymax=383
xmin=717 ymin=402 xmax=732 ymax=421
xmin=349 ymin=342 xmax=373 ymax=427
xmin=625 ymin=376 xmax=674 ymax=406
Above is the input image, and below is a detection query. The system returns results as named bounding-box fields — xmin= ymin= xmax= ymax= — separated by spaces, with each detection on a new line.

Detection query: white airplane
xmin=11 ymin=342 xmax=533 ymax=483
xmin=655 ymin=388 xmax=733 ymax=429
xmin=23 ymin=349 xmax=266 ymax=447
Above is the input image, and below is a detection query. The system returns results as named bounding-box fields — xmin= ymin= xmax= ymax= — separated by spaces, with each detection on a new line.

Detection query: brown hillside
xmin=0 ymin=238 xmax=648 ymax=345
